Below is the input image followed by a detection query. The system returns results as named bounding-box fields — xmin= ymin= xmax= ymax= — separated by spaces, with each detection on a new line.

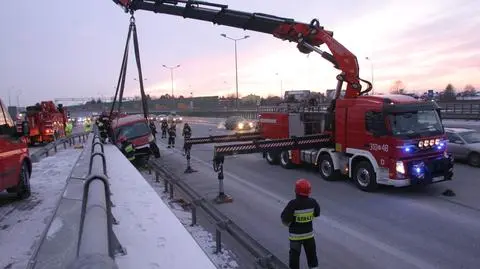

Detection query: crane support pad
xmin=185 ymin=132 xmax=263 ymax=145
xmin=214 ymin=134 xmax=333 ymax=157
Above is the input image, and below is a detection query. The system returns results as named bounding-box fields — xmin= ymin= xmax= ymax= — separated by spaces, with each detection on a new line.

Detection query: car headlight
xmin=248 ymin=122 xmax=253 ymax=127
xmin=238 ymin=122 xmax=244 ymax=129
xmin=396 ymin=161 xmax=405 ymax=175
xmin=179 ymin=117 xmax=182 ymax=121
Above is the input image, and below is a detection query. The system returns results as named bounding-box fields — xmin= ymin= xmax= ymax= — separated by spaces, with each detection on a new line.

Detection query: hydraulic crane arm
xmin=111 ymin=0 xmax=372 ymax=98
xmin=185 ymin=132 xmax=263 ymax=146
xmin=213 ymin=134 xmax=333 ymax=158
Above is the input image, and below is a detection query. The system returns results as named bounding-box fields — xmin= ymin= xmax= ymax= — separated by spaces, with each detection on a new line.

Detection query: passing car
xmin=224 ymin=116 xmax=255 ymax=131
xmin=167 ymin=112 xmax=183 ymax=123
xmin=445 ymin=128 xmax=480 ymax=167
xmin=156 ymin=114 xmax=168 ymax=121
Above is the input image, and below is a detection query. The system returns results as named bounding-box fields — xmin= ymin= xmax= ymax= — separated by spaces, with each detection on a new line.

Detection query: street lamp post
xmin=16 ymin=90 xmax=22 ymax=107
xmin=162 ymin=64 xmax=180 ymax=97
xmin=220 ymin=34 xmax=249 ymax=110
xmin=365 ymin=57 xmax=375 ymax=95
xmin=275 ymin=73 xmax=283 ymax=98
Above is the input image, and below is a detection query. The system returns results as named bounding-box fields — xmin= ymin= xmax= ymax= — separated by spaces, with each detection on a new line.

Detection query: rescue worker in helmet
xmin=149 ymin=120 xmax=157 ymax=140
xmin=65 ymin=121 xmax=73 ymax=137
xmin=119 ymin=136 xmax=135 ymax=162
xmin=182 ymin=123 xmax=192 ymax=155
xmin=84 ymin=118 xmax=92 ymax=133
xmin=281 ymin=179 xmax=320 ymax=269
xmin=161 ymin=119 xmax=168 ymax=139
xmin=167 ymin=123 xmax=176 ymax=148
xmin=96 ymin=114 xmax=108 ymax=143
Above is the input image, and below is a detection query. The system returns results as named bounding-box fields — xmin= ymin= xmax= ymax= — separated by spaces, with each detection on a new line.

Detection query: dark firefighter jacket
xmin=280 ymin=196 xmax=320 ymax=241
xmin=168 ymin=127 xmax=176 ymax=138
xmin=182 ymin=126 xmax=192 ymax=138
xmin=161 ymin=121 xmax=168 ymax=129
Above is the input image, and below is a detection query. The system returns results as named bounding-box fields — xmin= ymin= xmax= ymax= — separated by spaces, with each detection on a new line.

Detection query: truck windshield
xmin=116 ymin=122 xmax=150 ymax=140
xmin=459 ymin=131 xmax=480 ymax=144
xmin=388 ymin=110 xmax=443 ymax=138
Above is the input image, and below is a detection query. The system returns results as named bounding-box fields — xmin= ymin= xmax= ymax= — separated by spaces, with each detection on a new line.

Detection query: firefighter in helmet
xmin=167 ymin=123 xmax=176 ymax=148
xmin=161 ymin=119 xmax=168 ymax=138
xmin=281 ymin=179 xmax=320 ymax=269
xmin=182 ymin=123 xmax=192 ymax=155
xmin=84 ymin=118 xmax=92 ymax=133
xmin=119 ymin=136 xmax=135 ymax=162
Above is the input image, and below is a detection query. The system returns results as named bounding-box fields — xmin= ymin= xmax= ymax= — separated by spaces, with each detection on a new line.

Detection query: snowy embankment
xmin=0 ymin=148 xmax=81 ymax=269
xmin=142 ymin=172 xmax=239 ymax=269
xmin=104 ymin=145 xmax=222 ymax=269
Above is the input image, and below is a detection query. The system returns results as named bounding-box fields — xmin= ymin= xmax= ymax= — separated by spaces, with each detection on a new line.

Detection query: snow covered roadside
xmin=0 ymin=148 xmax=82 ymax=269
xmin=104 ymin=145 xmax=219 ymax=269
xmin=142 ymin=172 xmax=239 ymax=269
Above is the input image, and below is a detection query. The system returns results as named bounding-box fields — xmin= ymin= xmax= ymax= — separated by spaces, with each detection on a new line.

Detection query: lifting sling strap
xmin=110 ymin=14 xmax=150 ymax=122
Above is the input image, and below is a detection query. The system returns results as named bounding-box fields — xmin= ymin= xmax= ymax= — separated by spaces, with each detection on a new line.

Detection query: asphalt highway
xmin=154 ymin=119 xmax=480 ymax=269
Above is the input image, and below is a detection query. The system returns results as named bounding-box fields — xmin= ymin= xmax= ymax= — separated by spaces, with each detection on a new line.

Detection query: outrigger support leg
xmin=213 ymin=156 xmax=233 ymax=204
xmin=184 ymin=144 xmax=197 ymax=174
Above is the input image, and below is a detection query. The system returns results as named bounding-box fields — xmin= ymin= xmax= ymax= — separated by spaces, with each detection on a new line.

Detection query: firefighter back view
xmin=182 ymin=123 xmax=192 ymax=154
xmin=167 ymin=123 xmax=176 ymax=148
xmin=281 ymin=179 xmax=320 ymax=269
xmin=161 ymin=119 xmax=168 ymax=138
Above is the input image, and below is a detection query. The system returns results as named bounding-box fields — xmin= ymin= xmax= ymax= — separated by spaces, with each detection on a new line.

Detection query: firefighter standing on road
xmin=182 ymin=123 xmax=192 ymax=155
xmin=281 ymin=179 xmax=320 ymax=269
xmin=161 ymin=119 xmax=168 ymax=138
xmin=65 ymin=121 xmax=73 ymax=136
xmin=149 ymin=121 xmax=157 ymax=139
xmin=167 ymin=124 xmax=176 ymax=148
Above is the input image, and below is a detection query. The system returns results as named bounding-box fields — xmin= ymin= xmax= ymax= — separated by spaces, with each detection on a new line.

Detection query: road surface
xmin=153 ymin=119 xmax=480 ymax=269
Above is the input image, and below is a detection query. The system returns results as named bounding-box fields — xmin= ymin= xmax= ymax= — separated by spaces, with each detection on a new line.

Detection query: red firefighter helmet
xmin=295 ymin=179 xmax=311 ymax=196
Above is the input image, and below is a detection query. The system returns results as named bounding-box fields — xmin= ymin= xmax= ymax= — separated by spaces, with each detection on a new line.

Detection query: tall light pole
xmin=220 ymin=33 xmax=249 ymax=110
xmin=16 ymin=89 xmax=22 ymax=106
xmin=162 ymin=64 xmax=180 ymax=97
xmin=365 ymin=57 xmax=375 ymax=95
xmin=275 ymin=73 xmax=283 ymax=98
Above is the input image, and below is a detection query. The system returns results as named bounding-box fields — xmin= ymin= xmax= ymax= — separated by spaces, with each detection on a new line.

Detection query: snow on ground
xmin=142 ymin=172 xmax=239 ymax=269
xmin=0 ymin=148 xmax=82 ymax=269
xmin=104 ymin=145 xmax=218 ymax=269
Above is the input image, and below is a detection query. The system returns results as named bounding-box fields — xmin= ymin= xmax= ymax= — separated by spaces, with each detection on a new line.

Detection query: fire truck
xmin=112 ymin=0 xmax=454 ymax=192
xmin=24 ymin=101 xmax=67 ymax=145
xmin=0 ymin=98 xmax=32 ymax=199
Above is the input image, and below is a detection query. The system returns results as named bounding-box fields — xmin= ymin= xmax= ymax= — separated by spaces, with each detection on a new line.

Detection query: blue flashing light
xmin=404 ymin=146 xmax=411 ymax=153
xmin=415 ymin=167 xmax=421 ymax=174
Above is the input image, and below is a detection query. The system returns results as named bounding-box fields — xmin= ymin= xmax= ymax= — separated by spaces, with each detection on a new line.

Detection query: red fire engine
xmin=112 ymin=0 xmax=454 ymax=192
xmin=24 ymin=101 xmax=67 ymax=145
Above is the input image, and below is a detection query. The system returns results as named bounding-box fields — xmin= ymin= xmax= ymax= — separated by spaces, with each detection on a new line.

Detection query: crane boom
xmin=185 ymin=132 xmax=263 ymax=145
xmin=111 ymin=0 xmax=370 ymax=98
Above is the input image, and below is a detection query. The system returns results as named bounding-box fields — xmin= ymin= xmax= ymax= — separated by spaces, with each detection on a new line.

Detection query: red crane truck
xmin=25 ymin=101 xmax=67 ymax=145
xmin=113 ymin=0 xmax=454 ymax=192
xmin=0 ymin=98 xmax=32 ymax=199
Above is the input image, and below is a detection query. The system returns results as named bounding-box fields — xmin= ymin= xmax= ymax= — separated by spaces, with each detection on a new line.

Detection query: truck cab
xmin=0 ymin=98 xmax=32 ymax=199
xmin=258 ymin=95 xmax=454 ymax=191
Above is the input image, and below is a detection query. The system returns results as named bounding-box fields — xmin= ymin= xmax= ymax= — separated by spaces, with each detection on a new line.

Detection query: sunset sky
xmin=0 ymin=0 xmax=479 ymax=106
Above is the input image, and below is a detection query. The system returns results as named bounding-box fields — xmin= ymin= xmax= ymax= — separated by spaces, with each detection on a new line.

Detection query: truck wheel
xmin=467 ymin=152 xmax=480 ymax=167
xmin=353 ymin=161 xmax=378 ymax=192
xmin=280 ymin=151 xmax=294 ymax=169
xmin=318 ymin=154 xmax=338 ymax=181
xmin=265 ymin=152 xmax=280 ymax=165
xmin=7 ymin=162 xmax=31 ymax=199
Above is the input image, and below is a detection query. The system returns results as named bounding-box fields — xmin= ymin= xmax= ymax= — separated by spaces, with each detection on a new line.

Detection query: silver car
xmin=445 ymin=128 xmax=480 ymax=167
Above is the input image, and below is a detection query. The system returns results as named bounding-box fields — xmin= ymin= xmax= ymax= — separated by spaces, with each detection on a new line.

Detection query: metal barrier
xmin=68 ymin=127 xmax=122 ymax=269
xmin=148 ymin=159 xmax=289 ymax=269
xmin=30 ymin=132 xmax=90 ymax=163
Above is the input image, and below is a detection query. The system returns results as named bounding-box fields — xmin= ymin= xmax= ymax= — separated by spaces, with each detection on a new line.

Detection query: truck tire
xmin=353 ymin=160 xmax=378 ymax=192
xmin=467 ymin=152 xmax=480 ymax=167
xmin=318 ymin=154 xmax=338 ymax=181
xmin=280 ymin=151 xmax=294 ymax=169
xmin=265 ymin=152 xmax=280 ymax=165
xmin=7 ymin=162 xmax=31 ymax=199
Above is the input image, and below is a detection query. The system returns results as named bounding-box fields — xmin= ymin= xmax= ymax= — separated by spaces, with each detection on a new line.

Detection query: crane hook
xmin=309 ymin=19 xmax=320 ymax=29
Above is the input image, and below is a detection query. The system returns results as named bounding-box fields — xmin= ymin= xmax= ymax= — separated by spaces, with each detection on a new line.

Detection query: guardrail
xmin=147 ymin=159 xmax=289 ymax=269
xmin=30 ymin=132 xmax=89 ymax=163
xmin=68 ymin=128 xmax=120 ymax=269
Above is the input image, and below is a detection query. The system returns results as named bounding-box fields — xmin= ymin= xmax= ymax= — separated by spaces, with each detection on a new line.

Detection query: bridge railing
xmin=30 ymin=132 xmax=89 ymax=163
xmin=147 ymin=159 xmax=290 ymax=269
xmin=68 ymin=128 xmax=119 ymax=269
